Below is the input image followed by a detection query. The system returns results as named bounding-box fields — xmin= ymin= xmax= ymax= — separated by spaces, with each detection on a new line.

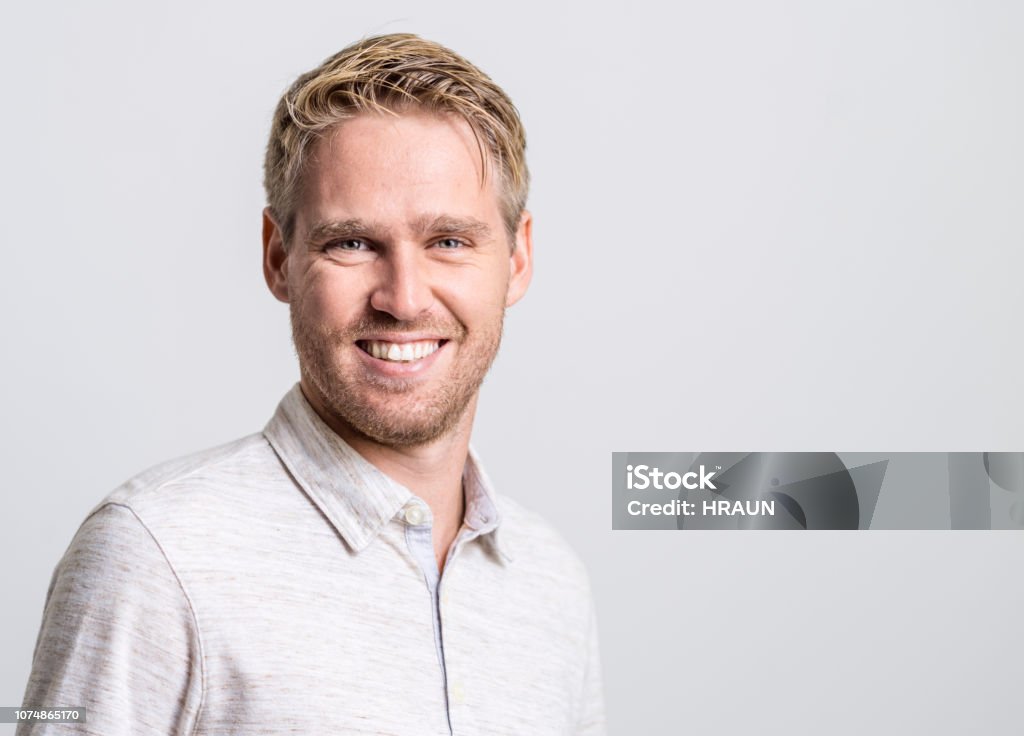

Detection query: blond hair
xmin=264 ymin=34 xmax=529 ymax=246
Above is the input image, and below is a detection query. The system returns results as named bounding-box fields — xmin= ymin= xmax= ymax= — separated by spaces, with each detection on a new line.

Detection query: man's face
xmin=263 ymin=111 xmax=532 ymax=447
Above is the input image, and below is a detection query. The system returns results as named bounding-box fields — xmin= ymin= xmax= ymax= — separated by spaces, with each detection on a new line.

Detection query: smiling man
xmin=18 ymin=35 xmax=605 ymax=736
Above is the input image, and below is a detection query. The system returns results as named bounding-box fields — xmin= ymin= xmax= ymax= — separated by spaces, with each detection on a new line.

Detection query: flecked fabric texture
xmin=18 ymin=385 xmax=606 ymax=735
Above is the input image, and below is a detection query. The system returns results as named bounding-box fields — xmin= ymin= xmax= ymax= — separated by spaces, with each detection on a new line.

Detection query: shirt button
xmin=404 ymin=504 xmax=426 ymax=526
xmin=451 ymin=682 xmax=465 ymax=705
xmin=441 ymin=591 xmax=450 ymax=606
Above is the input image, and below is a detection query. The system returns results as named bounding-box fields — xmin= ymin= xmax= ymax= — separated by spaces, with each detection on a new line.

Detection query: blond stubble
xmin=289 ymin=299 xmax=505 ymax=448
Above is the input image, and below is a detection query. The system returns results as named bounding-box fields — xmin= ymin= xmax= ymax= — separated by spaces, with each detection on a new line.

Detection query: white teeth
xmin=362 ymin=340 xmax=441 ymax=363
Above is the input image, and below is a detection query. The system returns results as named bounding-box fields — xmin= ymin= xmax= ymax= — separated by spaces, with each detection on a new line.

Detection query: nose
xmin=369 ymin=247 xmax=434 ymax=321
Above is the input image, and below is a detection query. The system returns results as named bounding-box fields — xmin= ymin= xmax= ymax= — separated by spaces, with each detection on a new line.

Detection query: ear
xmin=262 ymin=207 xmax=291 ymax=303
xmin=505 ymin=210 xmax=534 ymax=307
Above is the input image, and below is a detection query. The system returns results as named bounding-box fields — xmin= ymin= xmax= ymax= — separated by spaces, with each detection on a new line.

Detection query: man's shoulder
xmin=94 ymin=431 xmax=284 ymax=525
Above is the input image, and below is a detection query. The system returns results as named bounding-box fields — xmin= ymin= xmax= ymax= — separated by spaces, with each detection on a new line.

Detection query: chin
xmin=323 ymin=391 xmax=462 ymax=447
xmin=351 ymin=413 xmax=455 ymax=448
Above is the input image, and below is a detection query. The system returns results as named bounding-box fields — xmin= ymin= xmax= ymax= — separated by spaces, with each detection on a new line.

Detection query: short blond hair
xmin=264 ymin=34 xmax=529 ymax=246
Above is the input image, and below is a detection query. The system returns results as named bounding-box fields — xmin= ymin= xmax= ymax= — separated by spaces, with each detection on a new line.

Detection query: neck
xmin=299 ymin=379 xmax=476 ymax=571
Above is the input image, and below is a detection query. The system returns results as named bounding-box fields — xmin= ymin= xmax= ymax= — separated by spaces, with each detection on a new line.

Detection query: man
xmin=18 ymin=34 xmax=605 ymax=735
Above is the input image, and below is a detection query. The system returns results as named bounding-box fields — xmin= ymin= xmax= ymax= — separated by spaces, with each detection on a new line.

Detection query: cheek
xmin=452 ymin=259 xmax=511 ymax=309
xmin=443 ymin=281 xmax=505 ymax=326
xmin=294 ymin=268 xmax=369 ymax=326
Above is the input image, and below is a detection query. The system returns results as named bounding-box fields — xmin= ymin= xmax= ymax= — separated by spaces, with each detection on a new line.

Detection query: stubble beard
xmin=290 ymin=302 xmax=504 ymax=448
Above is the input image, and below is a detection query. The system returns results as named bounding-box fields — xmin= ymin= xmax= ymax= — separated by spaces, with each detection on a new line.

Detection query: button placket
xmin=400 ymin=499 xmax=456 ymax=734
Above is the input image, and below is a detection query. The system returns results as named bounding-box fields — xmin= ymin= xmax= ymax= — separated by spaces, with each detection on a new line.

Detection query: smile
xmin=357 ymin=339 xmax=446 ymax=363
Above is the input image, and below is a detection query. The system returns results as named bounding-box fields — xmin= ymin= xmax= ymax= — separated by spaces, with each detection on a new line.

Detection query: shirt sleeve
xmin=576 ymin=591 xmax=607 ymax=735
xmin=17 ymin=503 xmax=203 ymax=736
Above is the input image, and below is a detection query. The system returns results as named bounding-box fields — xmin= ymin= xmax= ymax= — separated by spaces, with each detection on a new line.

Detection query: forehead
xmin=296 ymin=111 xmax=502 ymax=231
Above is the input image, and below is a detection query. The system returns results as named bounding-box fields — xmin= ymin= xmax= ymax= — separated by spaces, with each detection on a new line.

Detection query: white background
xmin=2 ymin=1 xmax=1023 ymax=733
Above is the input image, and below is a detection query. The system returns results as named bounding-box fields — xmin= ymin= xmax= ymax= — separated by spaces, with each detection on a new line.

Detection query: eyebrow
xmin=304 ymin=215 xmax=493 ymax=247
xmin=305 ymin=219 xmax=379 ymax=246
xmin=412 ymin=214 xmax=492 ymax=240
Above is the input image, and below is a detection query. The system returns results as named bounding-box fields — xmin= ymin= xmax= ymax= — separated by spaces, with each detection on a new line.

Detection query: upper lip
xmin=355 ymin=334 xmax=448 ymax=343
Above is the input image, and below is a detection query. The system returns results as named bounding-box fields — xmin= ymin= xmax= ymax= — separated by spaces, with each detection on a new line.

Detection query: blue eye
xmin=330 ymin=239 xmax=368 ymax=251
xmin=436 ymin=238 xmax=464 ymax=249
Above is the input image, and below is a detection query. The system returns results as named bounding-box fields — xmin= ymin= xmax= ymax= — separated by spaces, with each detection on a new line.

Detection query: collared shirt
xmin=19 ymin=385 xmax=606 ymax=735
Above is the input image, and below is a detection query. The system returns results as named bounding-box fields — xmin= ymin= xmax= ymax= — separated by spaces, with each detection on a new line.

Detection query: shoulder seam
xmin=99 ymin=502 xmax=208 ymax=736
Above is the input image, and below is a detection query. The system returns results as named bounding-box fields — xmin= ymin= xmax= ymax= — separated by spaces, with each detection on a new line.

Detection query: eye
xmin=435 ymin=237 xmax=465 ymax=249
xmin=326 ymin=239 xmax=370 ymax=251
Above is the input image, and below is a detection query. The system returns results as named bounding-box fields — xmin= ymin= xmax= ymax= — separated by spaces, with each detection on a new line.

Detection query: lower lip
xmin=355 ymin=341 xmax=448 ymax=378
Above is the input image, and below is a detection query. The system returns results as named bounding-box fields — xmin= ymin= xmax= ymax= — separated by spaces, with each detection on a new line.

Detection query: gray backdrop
xmin=2 ymin=1 xmax=1022 ymax=733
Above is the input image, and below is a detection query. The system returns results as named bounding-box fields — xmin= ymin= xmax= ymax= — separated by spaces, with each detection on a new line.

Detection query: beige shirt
xmin=19 ymin=385 xmax=606 ymax=735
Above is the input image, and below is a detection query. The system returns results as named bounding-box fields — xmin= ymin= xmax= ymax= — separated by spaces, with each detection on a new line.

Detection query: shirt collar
xmin=463 ymin=444 xmax=513 ymax=562
xmin=263 ymin=384 xmax=512 ymax=563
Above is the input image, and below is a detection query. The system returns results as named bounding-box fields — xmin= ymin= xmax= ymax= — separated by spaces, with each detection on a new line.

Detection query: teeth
xmin=362 ymin=340 xmax=441 ymax=363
